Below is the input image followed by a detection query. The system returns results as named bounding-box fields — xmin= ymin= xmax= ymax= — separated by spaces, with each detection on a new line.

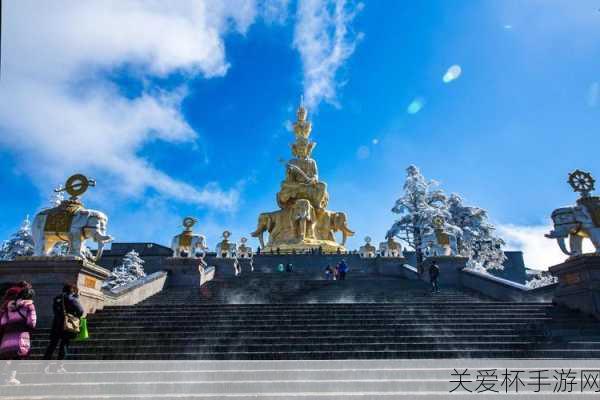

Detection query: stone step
xmin=3 ymin=378 xmax=596 ymax=397
xmin=79 ymin=319 xmax=551 ymax=329
xmin=84 ymin=315 xmax=552 ymax=324
xmin=90 ymin=314 xmax=549 ymax=321
xmin=32 ymin=339 xmax=557 ymax=352
xmin=31 ymin=327 xmax=531 ymax=336
xmin=25 ymin=348 xmax=600 ymax=360
xmin=96 ymin=308 xmax=549 ymax=315
xmin=110 ymin=303 xmax=553 ymax=310
xmin=14 ymin=365 xmax=591 ymax=384
xmin=30 ymin=335 xmax=545 ymax=347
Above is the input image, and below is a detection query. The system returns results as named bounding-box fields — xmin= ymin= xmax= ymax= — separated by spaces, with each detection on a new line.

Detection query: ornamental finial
xmin=568 ymin=169 xmax=595 ymax=198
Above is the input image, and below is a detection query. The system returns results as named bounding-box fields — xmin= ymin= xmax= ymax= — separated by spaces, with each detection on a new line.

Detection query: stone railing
xmin=103 ymin=271 xmax=168 ymax=306
xmin=460 ymin=268 xmax=557 ymax=302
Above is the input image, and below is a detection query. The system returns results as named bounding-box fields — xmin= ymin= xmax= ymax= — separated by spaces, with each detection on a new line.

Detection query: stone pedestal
xmin=375 ymin=257 xmax=408 ymax=277
xmin=549 ymin=255 xmax=600 ymax=320
xmin=161 ymin=258 xmax=215 ymax=288
xmin=0 ymin=257 xmax=110 ymax=324
xmin=422 ymin=256 xmax=468 ymax=287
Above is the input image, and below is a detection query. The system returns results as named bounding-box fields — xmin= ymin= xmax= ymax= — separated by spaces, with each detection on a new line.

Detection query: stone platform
xmin=207 ymin=254 xmax=409 ymax=280
xmin=0 ymin=257 xmax=110 ymax=324
xmin=550 ymin=254 xmax=600 ymax=319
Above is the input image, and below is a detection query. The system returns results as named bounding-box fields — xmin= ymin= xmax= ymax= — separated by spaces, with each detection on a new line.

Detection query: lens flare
xmin=356 ymin=145 xmax=370 ymax=160
xmin=443 ymin=65 xmax=462 ymax=83
xmin=407 ymin=97 xmax=425 ymax=114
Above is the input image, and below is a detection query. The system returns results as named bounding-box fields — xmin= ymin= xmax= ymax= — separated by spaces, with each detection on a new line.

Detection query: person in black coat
xmin=429 ymin=262 xmax=440 ymax=293
xmin=43 ymin=284 xmax=84 ymax=360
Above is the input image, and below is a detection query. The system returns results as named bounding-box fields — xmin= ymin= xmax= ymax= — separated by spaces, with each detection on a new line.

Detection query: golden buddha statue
xmin=251 ymin=101 xmax=354 ymax=253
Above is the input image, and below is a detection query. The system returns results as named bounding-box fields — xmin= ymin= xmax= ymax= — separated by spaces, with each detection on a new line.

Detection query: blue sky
xmin=1 ymin=0 xmax=599 ymax=269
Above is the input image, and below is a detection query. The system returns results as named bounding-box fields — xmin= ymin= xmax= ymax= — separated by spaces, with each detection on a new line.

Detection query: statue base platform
xmin=549 ymin=255 xmax=600 ymax=320
xmin=0 ymin=256 xmax=111 ymax=325
xmin=161 ymin=258 xmax=215 ymax=288
xmin=262 ymin=240 xmax=346 ymax=254
xmin=422 ymin=256 xmax=468 ymax=287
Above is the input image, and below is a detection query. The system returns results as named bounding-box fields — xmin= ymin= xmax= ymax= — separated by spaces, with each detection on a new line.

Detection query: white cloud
xmin=498 ymin=224 xmax=594 ymax=270
xmin=260 ymin=0 xmax=292 ymax=24
xmin=0 ymin=0 xmax=270 ymax=210
xmin=293 ymin=0 xmax=364 ymax=109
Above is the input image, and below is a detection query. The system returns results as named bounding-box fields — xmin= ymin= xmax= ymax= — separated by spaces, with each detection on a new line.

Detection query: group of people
xmin=0 ymin=282 xmax=84 ymax=361
xmin=324 ymin=259 xmax=349 ymax=281
xmin=276 ymin=263 xmax=295 ymax=272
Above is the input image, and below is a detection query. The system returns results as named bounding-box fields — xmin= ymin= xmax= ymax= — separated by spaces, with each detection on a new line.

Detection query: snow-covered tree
xmin=103 ymin=250 xmax=146 ymax=291
xmin=525 ymin=272 xmax=558 ymax=289
xmin=447 ymin=194 xmax=506 ymax=271
xmin=49 ymin=189 xmax=65 ymax=207
xmin=387 ymin=165 xmax=506 ymax=271
xmin=0 ymin=217 xmax=35 ymax=260
xmin=386 ymin=165 xmax=450 ymax=266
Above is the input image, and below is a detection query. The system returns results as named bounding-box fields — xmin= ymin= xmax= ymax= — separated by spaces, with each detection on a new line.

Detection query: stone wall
xmin=103 ymin=271 xmax=168 ymax=306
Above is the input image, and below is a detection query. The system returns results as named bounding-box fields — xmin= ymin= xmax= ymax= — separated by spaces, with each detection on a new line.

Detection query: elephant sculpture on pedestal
xmin=421 ymin=228 xmax=459 ymax=257
xmin=32 ymin=200 xmax=113 ymax=262
xmin=171 ymin=233 xmax=208 ymax=259
xmin=546 ymin=201 xmax=600 ymax=258
xmin=359 ymin=236 xmax=376 ymax=258
xmin=546 ymin=170 xmax=600 ymax=259
xmin=171 ymin=217 xmax=208 ymax=259
xmin=379 ymin=237 xmax=402 ymax=258
xmin=216 ymin=231 xmax=237 ymax=259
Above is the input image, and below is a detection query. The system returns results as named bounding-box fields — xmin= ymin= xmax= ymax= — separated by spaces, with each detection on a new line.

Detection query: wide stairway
xmin=29 ymin=273 xmax=600 ymax=360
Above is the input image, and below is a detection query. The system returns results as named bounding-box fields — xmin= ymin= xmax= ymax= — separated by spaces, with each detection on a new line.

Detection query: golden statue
xmin=252 ymin=102 xmax=354 ymax=252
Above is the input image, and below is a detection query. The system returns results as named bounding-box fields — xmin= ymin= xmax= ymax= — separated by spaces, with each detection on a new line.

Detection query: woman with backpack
xmin=43 ymin=284 xmax=84 ymax=360
xmin=0 ymin=283 xmax=37 ymax=359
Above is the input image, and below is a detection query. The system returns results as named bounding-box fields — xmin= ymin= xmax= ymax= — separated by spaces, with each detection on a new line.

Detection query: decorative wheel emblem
xmin=222 ymin=230 xmax=231 ymax=239
xmin=568 ymin=169 xmax=595 ymax=195
xmin=182 ymin=217 xmax=196 ymax=229
xmin=56 ymin=174 xmax=96 ymax=198
xmin=432 ymin=216 xmax=445 ymax=228
xmin=240 ymin=237 xmax=248 ymax=244
xmin=364 ymin=236 xmax=372 ymax=244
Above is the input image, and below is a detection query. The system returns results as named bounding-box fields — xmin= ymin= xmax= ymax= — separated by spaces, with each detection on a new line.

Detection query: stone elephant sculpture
xmin=331 ymin=212 xmax=354 ymax=246
xmin=316 ymin=210 xmax=355 ymax=245
xmin=171 ymin=233 xmax=208 ymax=259
xmin=290 ymin=199 xmax=316 ymax=242
xmin=545 ymin=201 xmax=600 ymax=258
xmin=359 ymin=244 xmax=376 ymax=258
xmin=216 ymin=241 xmax=237 ymax=259
xmin=251 ymin=210 xmax=284 ymax=249
xmin=420 ymin=228 xmax=458 ymax=257
xmin=32 ymin=202 xmax=113 ymax=262
xmin=379 ymin=238 xmax=402 ymax=257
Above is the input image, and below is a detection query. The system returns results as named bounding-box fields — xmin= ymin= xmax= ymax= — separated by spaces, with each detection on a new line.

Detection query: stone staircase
xmin=27 ymin=272 xmax=600 ymax=360
xmin=4 ymin=360 xmax=600 ymax=399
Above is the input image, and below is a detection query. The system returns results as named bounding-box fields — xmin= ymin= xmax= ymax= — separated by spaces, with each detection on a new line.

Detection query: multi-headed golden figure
xmin=252 ymin=101 xmax=354 ymax=253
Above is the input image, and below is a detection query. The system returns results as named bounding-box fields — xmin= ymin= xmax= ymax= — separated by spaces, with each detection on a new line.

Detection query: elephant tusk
xmin=95 ymin=241 xmax=105 ymax=263
xmin=556 ymin=237 xmax=573 ymax=256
